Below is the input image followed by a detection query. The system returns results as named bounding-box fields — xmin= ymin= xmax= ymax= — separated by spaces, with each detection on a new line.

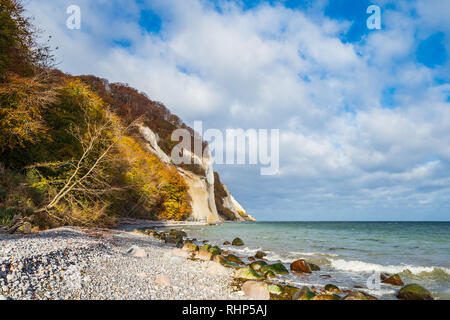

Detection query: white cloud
xmin=24 ymin=0 xmax=450 ymax=219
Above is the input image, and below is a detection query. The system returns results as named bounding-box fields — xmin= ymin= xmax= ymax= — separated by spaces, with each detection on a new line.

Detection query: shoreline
xmin=0 ymin=220 xmax=439 ymax=300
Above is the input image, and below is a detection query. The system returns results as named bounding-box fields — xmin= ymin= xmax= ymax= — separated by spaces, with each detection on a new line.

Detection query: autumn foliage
xmin=0 ymin=1 xmax=194 ymax=229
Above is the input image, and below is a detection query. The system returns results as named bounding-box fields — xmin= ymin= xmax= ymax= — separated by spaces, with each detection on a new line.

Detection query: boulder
xmin=397 ymin=284 xmax=434 ymax=300
xmin=308 ymin=262 xmax=320 ymax=271
xmin=242 ymin=281 xmax=270 ymax=300
xmin=209 ymin=246 xmax=222 ymax=257
xmin=213 ymin=255 xmax=239 ymax=269
xmin=260 ymin=263 xmax=289 ymax=275
xmin=255 ymin=251 xmax=267 ymax=259
xmin=290 ymin=260 xmax=311 ymax=273
xmin=196 ymin=250 xmax=213 ymax=261
xmin=248 ymin=256 xmax=256 ymax=262
xmin=232 ymin=237 xmax=244 ymax=246
xmin=342 ymin=291 xmax=377 ymax=300
xmin=182 ymin=242 xmax=199 ymax=252
xmin=234 ymin=267 xmax=264 ymax=280
xmin=324 ymin=284 xmax=342 ymax=295
xmin=249 ymin=260 xmax=268 ymax=272
xmin=200 ymin=244 xmax=212 ymax=252
xmin=267 ymin=284 xmax=284 ymax=295
xmin=311 ymin=294 xmax=340 ymax=300
xmin=264 ymin=270 xmax=276 ymax=279
xmin=226 ymin=254 xmax=244 ymax=265
xmin=223 ymin=241 xmax=231 ymax=245
xmin=382 ymin=274 xmax=404 ymax=286
xmin=292 ymin=286 xmax=315 ymax=300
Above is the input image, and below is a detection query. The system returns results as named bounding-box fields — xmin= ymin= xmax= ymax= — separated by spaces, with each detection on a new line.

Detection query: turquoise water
xmin=181 ymin=222 xmax=450 ymax=299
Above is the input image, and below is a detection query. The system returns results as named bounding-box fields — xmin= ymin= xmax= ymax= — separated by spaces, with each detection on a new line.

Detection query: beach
xmin=0 ymin=221 xmax=447 ymax=300
xmin=0 ymin=225 xmax=246 ymax=300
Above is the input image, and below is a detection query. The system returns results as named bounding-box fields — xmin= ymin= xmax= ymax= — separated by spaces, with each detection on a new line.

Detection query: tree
xmin=0 ymin=0 xmax=53 ymax=80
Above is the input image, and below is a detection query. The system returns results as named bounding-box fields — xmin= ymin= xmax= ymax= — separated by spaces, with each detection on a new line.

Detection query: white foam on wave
xmin=329 ymin=258 xmax=450 ymax=275
xmin=289 ymin=251 xmax=339 ymax=258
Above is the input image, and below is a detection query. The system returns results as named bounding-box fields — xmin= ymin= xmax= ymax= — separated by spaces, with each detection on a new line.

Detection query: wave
xmin=329 ymin=258 xmax=450 ymax=277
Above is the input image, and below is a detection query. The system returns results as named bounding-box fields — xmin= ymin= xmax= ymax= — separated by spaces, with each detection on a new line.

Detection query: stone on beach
xmin=254 ymin=251 xmax=267 ymax=259
xmin=234 ymin=267 xmax=264 ymax=280
xmin=292 ymin=286 xmax=315 ymax=300
xmin=241 ymin=281 xmax=270 ymax=300
xmin=231 ymin=237 xmax=244 ymax=246
xmin=260 ymin=263 xmax=289 ymax=275
xmin=397 ymin=284 xmax=434 ymax=300
xmin=226 ymin=254 xmax=244 ymax=265
xmin=182 ymin=242 xmax=199 ymax=252
xmin=290 ymin=259 xmax=312 ymax=273
xmin=381 ymin=274 xmax=404 ymax=286
xmin=311 ymin=294 xmax=340 ymax=300
xmin=324 ymin=284 xmax=342 ymax=295
xmin=249 ymin=260 xmax=268 ymax=272
xmin=342 ymin=291 xmax=377 ymax=300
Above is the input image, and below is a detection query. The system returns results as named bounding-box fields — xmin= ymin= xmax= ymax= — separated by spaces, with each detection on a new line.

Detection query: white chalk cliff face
xmin=138 ymin=125 xmax=253 ymax=222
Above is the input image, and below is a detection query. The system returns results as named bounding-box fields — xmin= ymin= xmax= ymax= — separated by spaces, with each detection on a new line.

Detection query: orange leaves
xmin=0 ymin=74 xmax=56 ymax=151
xmin=115 ymin=135 xmax=192 ymax=221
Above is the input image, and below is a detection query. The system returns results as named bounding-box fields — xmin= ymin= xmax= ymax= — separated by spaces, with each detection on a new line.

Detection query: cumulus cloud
xmin=24 ymin=0 xmax=450 ymax=220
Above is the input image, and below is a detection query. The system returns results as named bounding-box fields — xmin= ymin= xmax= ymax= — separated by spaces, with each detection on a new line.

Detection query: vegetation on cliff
xmin=0 ymin=0 xmax=193 ymax=230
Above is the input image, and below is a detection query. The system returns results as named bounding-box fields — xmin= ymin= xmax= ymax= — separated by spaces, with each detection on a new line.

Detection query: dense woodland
xmin=0 ymin=0 xmax=234 ymax=231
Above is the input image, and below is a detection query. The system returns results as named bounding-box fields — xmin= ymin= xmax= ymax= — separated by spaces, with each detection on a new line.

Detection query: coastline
xmin=0 ymin=220 xmax=440 ymax=300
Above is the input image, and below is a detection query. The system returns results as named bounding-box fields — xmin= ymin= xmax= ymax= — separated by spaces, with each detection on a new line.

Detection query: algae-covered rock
xmin=255 ymin=251 xmax=267 ymax=259
xmin=209 ymin=246 xmax=222 ymax=256
xmin=292 ymin=286 xmax=315 ymax=300
xmin=249 ymin=260 xmax=268 ymax=272
xmin=397 ymin=284 xmax=434 ymax=300
xmin=382 ymin=274 xmax=404 ymax=286
xmin=324 ymin=284 xmax=342 ymax=295
xmin=260 ymin=263 xmax=289 ymax=275
xmin=234 ymin=267 xmax=264 ymax=280
xmin=290 ymin=259 xmax=312 ymax=273
xmin=267 ymin=284 xmax=284 ymax=295
xmin=212 ymin=255 xmax=236 ymax=268
xmin=264 ymin=270 xmax=276 ymax=279
xmin=226 ymin=254 xmax=244 ymax=265
xmin=199 ymin=244 xmax=212 ymax=252
xmin=196 ymin=250 xmax=213 ymax=261
xmin=232 ymin=237 xmax=244 ymax=246
xmin=182 ymin=242 xmax=199 ymax=252
xmin=311 ymin=294 xmax=340 ymax=300
xmin=308 ymin=262 xmax=320 ymax=271
xmin=342 ymin=291 xmax=377 ymax=300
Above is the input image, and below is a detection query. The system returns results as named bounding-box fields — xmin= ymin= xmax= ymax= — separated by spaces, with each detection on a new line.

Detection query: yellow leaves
xmin=0 ymin=74 xmax=55 ymax=151
xmin=115 ymin=135 xmax=192 ymax=220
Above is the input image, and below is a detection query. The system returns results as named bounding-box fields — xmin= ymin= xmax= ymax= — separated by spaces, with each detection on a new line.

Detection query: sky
xmin=24 ymin=0 xmax=450 ymax=221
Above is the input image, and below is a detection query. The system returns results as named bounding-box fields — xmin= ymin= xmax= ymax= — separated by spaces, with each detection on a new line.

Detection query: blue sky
xmin=25 ymin=0 xmax=450 ymax=221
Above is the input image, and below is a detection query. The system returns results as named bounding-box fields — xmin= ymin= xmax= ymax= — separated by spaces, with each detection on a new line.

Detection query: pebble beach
xmin=0 ymin=225 xmax=246 ymax=300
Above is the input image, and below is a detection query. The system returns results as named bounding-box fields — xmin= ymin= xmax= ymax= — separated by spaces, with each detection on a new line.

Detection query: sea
xmin=181 ymin=221 xmax=450 ymax=300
